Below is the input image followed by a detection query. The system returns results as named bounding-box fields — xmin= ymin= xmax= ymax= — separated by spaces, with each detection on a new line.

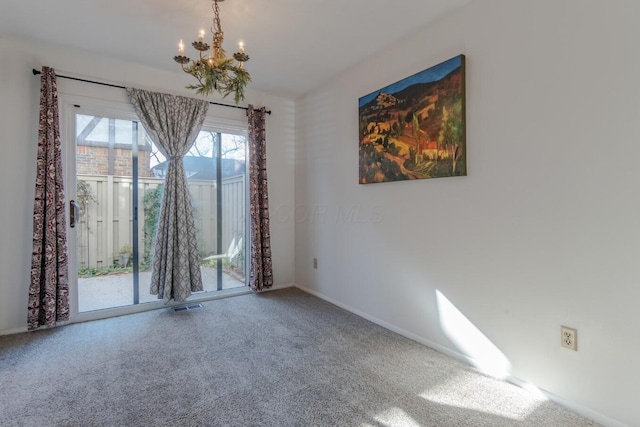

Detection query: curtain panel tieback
xmin=126 ymin=88 xmax=209 ymax=303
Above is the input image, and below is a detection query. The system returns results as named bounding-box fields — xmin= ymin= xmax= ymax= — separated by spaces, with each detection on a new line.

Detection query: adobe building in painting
xmin=359 ymin=55 xmax=466 ymax=184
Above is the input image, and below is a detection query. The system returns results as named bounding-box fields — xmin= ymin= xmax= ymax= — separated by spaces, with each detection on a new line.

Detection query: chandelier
xmin=174 ymin=0 xmax=251 ymax=104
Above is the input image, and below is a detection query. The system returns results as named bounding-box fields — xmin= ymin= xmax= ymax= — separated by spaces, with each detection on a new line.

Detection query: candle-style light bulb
xmin=238 ymin=41 xmax=245 ymax=53
xmin=178 ymin=40 xmax=185 ymax=56
xmin=198 ymin=30 xmax=205 ymax=42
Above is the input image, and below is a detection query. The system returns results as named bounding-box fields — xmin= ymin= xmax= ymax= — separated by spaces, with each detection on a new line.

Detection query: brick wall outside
xmin=76 ymin=145 xmax=153 ymax=177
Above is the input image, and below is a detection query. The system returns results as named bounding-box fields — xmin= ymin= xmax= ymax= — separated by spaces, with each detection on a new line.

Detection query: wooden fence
xmin=76 ymin=174 xmax=245 ymax=268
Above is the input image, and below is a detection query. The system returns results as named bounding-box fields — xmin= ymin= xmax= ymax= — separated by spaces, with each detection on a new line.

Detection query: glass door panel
xmin=75 ymin=114 xmax=130 ymax=311
xmin=184 ymin=130 xmax=247 ymax=293
xmin=75 ymin=113 xmax=156 ymax=311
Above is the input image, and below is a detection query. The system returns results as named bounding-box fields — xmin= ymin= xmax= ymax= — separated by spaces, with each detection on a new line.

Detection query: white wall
xmin=0 ymin=35 xmax=295 ymax=334
xmin=295 ymin=1 xmax=640 ymax=426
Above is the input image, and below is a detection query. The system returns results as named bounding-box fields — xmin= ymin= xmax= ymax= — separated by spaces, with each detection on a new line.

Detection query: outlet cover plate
xmin=561 ymin=326 xmax=577 ymax=351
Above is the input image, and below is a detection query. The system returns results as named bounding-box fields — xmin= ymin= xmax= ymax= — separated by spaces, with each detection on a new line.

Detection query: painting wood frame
xmin=358 ymin=55 xmax=466 ymax=184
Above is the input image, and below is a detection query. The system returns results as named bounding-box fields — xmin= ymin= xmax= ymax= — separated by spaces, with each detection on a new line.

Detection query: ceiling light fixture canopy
xmin=174 ymin=0 xmax=250 ymax=104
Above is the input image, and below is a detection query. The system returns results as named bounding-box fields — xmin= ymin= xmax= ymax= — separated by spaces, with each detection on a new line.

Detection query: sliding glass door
xmin=67 ymin=103 xmax=247 ymax=313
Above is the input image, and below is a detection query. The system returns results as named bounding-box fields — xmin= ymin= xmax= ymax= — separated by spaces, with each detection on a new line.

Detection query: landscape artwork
xmin=359 ymin=55 xmax=466 ymax=184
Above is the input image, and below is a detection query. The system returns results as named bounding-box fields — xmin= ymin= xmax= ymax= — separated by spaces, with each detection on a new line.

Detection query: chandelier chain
xmin=212 ymin=0 xmax=224 ymax=52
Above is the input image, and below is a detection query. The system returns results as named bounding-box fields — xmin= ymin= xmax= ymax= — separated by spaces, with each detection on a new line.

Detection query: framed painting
xmin=358 ymin=54 xmax=466 ymax=184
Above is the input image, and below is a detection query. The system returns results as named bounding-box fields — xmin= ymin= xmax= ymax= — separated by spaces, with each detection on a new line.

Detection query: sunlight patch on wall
xmin=436 ymin=290 xmax=511 ymax=378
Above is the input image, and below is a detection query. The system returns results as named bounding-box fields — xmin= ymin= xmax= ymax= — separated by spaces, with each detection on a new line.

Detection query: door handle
xmin=70 ymin=200 xmax=80 ymax=228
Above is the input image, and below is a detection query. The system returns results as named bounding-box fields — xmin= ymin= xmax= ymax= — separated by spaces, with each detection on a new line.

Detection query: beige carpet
xmin=0 ymin=288 xmax=598 ymax=426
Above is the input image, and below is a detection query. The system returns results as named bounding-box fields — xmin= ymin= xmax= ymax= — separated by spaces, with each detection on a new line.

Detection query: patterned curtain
xmin=127 ymin=89 xmax=208 ymax=303
xmin=28 ymin=67 xmax=69 ymax=330
xmin=247 ymin=105 xmax=273 ymax=291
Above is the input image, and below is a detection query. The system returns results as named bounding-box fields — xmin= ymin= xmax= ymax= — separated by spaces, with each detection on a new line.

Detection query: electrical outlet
xmin=561 ymin=326 xmax=577 ymax=351
xmin=313 ymin=258 xmax=318 ymax=269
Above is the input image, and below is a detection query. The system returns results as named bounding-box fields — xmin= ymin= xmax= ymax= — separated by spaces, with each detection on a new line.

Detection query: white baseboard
xmin=293 ymin=284 xmax=627 ymax=427
xmin=0 ymin=326 xmax=28 ymax=336
xmin=503 ymin=378 xmax=628 ymax=427
xmin=294 ymin=284 xmax=476 ymax=365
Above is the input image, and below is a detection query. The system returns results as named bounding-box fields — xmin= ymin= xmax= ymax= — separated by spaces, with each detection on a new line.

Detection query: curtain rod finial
xmin=32 ymin=68 xmax=41 ymax=76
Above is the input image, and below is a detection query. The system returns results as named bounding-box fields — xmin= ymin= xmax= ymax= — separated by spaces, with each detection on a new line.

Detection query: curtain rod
xmin=31 ymin=68 xmax=271 ymax=115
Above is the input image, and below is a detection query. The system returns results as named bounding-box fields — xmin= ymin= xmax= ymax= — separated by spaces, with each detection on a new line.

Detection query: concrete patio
xmin=78 ymin=266 xmax=245 ymax=312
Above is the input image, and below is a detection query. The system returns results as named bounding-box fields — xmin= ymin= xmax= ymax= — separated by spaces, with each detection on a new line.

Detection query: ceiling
xmin=0 ymin=0 xmax=472 ymax=98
